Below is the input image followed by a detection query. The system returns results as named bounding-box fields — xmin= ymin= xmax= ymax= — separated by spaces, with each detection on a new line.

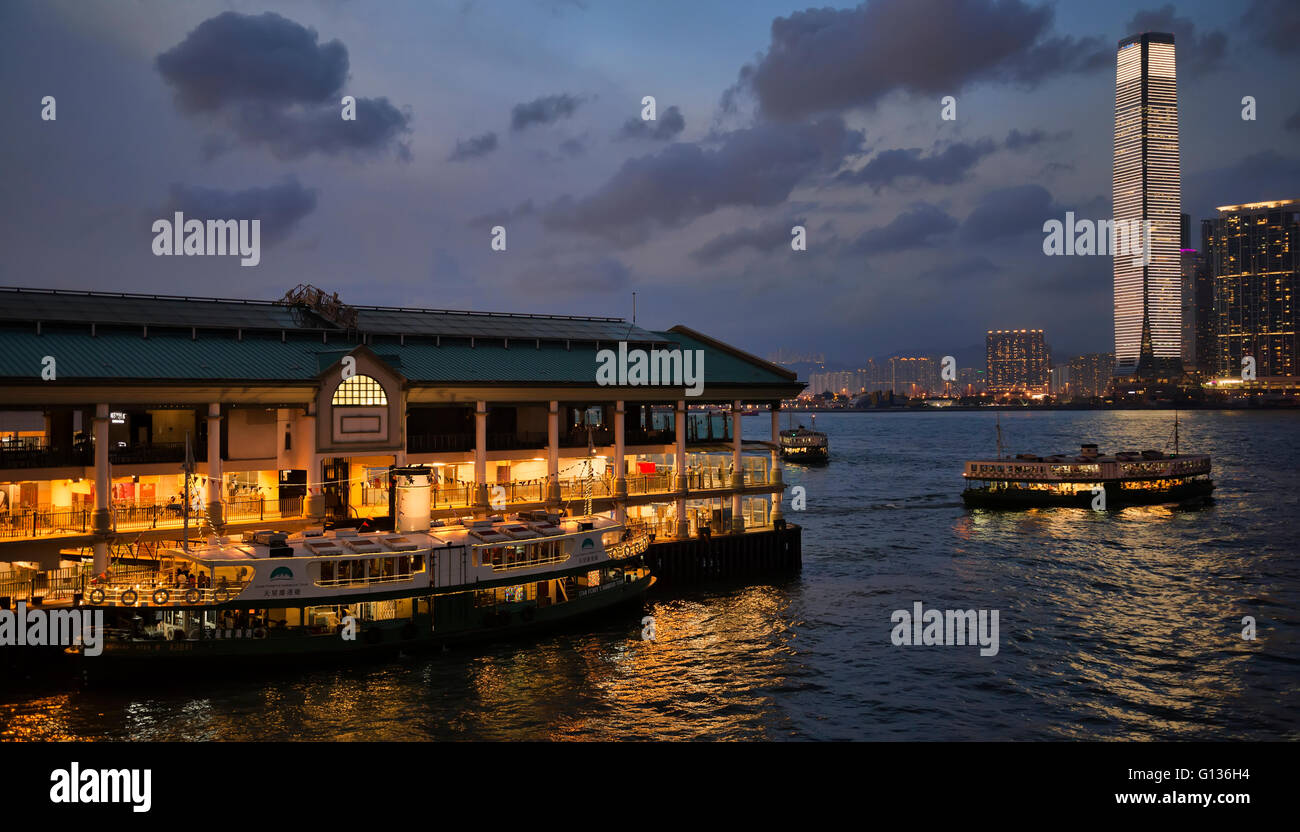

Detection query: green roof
xmin=0 ymin=326 xmax=796 ymax=390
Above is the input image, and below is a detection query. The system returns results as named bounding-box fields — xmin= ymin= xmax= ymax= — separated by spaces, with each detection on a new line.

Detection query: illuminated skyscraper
xmin=1113 ymin=32 xmax=1182 ymax=378
xmin=986 ymin=330 xmax=1049 ymax=395
xmin=1207 ymin=200 xmax=1300 ymax=380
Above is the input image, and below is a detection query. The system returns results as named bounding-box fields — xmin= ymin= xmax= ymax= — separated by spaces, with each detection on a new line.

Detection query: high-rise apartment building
xmin=1206 ymin=200 xmax=1300 ymax=380
xmin=986 ymin=330 xmax=1049 ymax=395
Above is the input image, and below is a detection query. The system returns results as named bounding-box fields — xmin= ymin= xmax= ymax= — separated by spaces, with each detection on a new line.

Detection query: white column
xmin=613 ymin=400 xmax=627 ymax=523
xmin=674 ymin=400 xmax=688 ymax=538
xmin=731 ymin=400 xmax=744 ymax=533
xmin=770 ymin=404 xmax=785 ymax=526
xmin=302 ymin=407 xmax=324 ymax=519
xmin=474 ymin=401 xmax=488 ymax=513
xmin=547 ymin=400 xmax=561 ymax=506
xmin=91 ymin=403 xmax=111 ymax=573
xmin=205 ymin=403 xmax=223 ymax=531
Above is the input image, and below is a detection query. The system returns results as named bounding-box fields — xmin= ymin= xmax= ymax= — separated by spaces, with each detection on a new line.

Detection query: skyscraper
xmin=986 ymin=330 xmax=1049 ymax=396
xmin=1207 ymin=200 xmax=1300 ymax=381
xmin=1113 ymin=32 xmax=1182 ymax=379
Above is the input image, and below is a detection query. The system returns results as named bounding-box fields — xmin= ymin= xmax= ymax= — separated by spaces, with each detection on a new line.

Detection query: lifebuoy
xmin=214 ymin=588 xmax=231 ymax=603
xmin=88 ymin=587 xmax=106 ymax=605
xmin=152 ymin=588 xmax=170 ymax=605
xmin=184 ymin=588 xmax=200 ymax=604
xmin=120 ymin=589 xmax=138 ymax=605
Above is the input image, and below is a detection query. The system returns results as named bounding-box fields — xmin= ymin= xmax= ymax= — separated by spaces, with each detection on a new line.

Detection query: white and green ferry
xmin=63 ymin=472 xmax=652 ymax=670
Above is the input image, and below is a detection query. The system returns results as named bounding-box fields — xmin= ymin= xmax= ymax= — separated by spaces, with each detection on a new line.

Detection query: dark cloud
xmin=448 ymin=131 xmax=499 ymax=161
xmin=1287 ymin=108 xmax=1300 ymax=131
xmin=1004 ymin=128 xmax=1069 ymax=150
xmin=542 ymin=117 xmax=863 ymax=245
xmin=511 ymin=94 xmax=583 ymax=131
xmin=156 ymin=12 xmax=347 ymax=111
xmin=1127 ymin=5 xmax=1227 ymax=76
xmin=731 ymin=0 xmax=1107 ymax=122
xmin=618 ymin=106 xmax=686 ymax=141
xmin=1185 ymin=150 xmax=1300 ymax=219
xmin=516 ymin=257 xmax=629 ymax=294
xmin=559 ymin=136 xmax=587 ymax=158
xmin=849 ymin=203 xmax=958 ymax=255
xmin=164 ymin=178 xmax=318 ymax=245
xmin=1241 ymin=0 xmax=1300 ymax=54
xmin=836 ymin=139 xmax=996 ymax=191
xmin=918 ymin=256 xmax=1002 ymax=282
xmin=691 ymin=216 xmax=806 ymax=264
xmin=468 ymin=199 xmax=536 ymax=230
xmin=156 ymin=12 xmax=411 ymax=160
xmin=960 ymin=184 xmax=1059 ymax=242
xmin=227 ymin=97 xmax=412 ymax=161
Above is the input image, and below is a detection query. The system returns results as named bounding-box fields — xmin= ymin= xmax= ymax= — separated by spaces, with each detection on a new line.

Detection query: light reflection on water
xmin=1 ymin=411 xmax=1297 ymax=740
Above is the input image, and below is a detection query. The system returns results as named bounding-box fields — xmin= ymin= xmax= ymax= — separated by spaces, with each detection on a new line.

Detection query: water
xmin=3 ymin=410 xmax=1298 ymax=740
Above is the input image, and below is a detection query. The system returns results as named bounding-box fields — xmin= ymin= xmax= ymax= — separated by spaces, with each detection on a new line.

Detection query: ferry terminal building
xmin=0 ymin=286 xmax=802 ymax=577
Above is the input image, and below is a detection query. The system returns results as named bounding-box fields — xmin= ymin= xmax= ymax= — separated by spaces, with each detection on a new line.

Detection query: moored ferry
xmin=962 ymin=443 xmax=1214 ymax=509
xmin=59 ymin=473 xmax=652 ymax=669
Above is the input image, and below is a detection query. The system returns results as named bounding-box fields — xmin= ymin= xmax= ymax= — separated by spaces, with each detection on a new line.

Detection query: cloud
xmin=918 ymin=256 xmax=1002 ymax=282
xmin=1241 ymin=0 xmax=1300 ymax=54
xmin=1004 ymin=128 xmax=1069 ymax=150
xmin=163 ymin=177 xmax=318 ymax=245
xmin=156 ymin=11 xmax=411 ymax=160
xmin=226 ymin=97 xmax=412 ymax=161
xmin=448 ymin=131 xmax=499 ymax=161
xmin=542 ymin=117 xmax=863 ymax=245
xmin=618 ymin=105 xmax=686 ymax=141
xmin=691 ymin=216 xmax=806 ymax=264
xmin=511 ymin=94 xmax=583 ymax=130
xmin=515 ymin=256 xmax=630 ymax=294
xmin=730 ymin=0 xmax=1108 ymax=122
xmin=558 ymin=136 xmax=587 ymax=157
xmin=836 ymin=139 xmax=996 ymax=190
xmin=1185 ymin=150 xmax=1300 ymax=219
xmin=1126 ymin=5 xmax=1227 ymax=76
xmin=468 ymin=199 xmax=536 ymax=230
xmin=1286 ymin=108 xmax=1300 ymax=131
xmin=849 ymin=203 xmax=958 ymax=254
xmin=961 ymin=184 xmax=1059 ymax=241
xmin=156 ymin=12 xmax=347 ymax=111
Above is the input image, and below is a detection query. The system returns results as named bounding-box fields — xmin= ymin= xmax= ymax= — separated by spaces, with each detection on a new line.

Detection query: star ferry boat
xmin=962 ymin=443 xmax=1214 ymax=509
xmin=62 ymin=471 xmax=652 ymax=667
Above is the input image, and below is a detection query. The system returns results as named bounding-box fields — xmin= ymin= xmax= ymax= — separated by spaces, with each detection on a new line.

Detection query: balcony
xmin=407 ymin=433 xmax=474 ymax=453
xmin=0 ymin=439 xmax=91 ymax=470
xmin=108 ymin=442 xmax=206 ymax=466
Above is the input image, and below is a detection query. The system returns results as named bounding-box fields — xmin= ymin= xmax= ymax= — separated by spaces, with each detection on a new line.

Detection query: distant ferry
xmin=779 ymin=415 xmax=829 ymax=463
xmin=61 ymin=469 xmax=651 ymax=671
xmin=962 ymin=442 xmax=1213 ymax=508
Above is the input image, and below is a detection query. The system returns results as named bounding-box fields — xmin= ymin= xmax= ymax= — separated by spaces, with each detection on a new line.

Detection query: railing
xmin=0 ymin=498 xmax=307 ymax=542
xmin=604 ymin=529 xmax=651 ymax=560
xmin=407 ymin=434 xmax=474 ymax=453
xmin=559 ymin=476 xmax=614 ymax=500
xmin=626 ymin=473 xmax=676 ymax=495
xmin=0 ymin=440 xmax=92 ymax=470
xmin=0 ymin=507 xmax=92 ymax=539
xmin=108 ymin=442 xmax=207 ymax=465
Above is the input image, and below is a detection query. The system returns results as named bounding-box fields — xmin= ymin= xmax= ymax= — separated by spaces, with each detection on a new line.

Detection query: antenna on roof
xmin=277 ymin=283 xmax=359 ymax=330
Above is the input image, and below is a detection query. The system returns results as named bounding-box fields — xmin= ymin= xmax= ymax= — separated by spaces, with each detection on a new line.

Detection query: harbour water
xmin=3 ymin=410 xmax=1297 ymax=740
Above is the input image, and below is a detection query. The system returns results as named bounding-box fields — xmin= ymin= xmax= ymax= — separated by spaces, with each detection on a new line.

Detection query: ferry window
xmin=332 ymin=374 xmax=388 ymax=406
xmin=321 ymin=561 xmax=335 ymax=583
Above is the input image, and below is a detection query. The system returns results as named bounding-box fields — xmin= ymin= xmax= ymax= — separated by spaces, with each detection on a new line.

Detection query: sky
xmin=1 ymin=0 xmax=1298 ymax=367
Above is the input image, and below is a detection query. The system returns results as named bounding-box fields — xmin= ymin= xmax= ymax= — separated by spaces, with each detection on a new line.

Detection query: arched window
xmin=332 ymin=374 xmax=388 ymax=406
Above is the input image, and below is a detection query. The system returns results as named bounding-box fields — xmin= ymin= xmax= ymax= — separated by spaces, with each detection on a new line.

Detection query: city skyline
xmin=2 ymin=1 xmax=1299 ymax=366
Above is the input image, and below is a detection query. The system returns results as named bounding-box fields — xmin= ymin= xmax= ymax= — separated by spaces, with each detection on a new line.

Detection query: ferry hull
xmin=962 ymin=479 xmax=1214 ymax=509
xmin=64 ymin=574 xmax=654 ymax=677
